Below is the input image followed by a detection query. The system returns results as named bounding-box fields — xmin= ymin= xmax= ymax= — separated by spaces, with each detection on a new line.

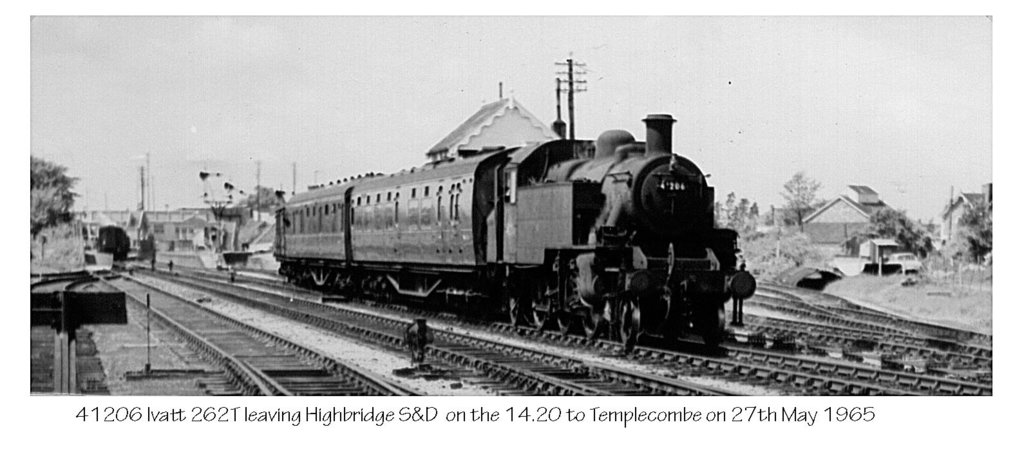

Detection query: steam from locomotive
xmin=275 ymin=114 xmax=755 ymax=348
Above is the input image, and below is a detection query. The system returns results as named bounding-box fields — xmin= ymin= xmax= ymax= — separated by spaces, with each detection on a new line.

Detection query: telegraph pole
xmin=556 ymin=57 xmax=587 ymax=141
xmin=567 ymin=59 xmax=575 ymax=141
xmin=138 ymin=166 xmax=146 ymax=211
xmin=147 ymin=152 xmax=154 ymax=211
xmin=292 ymin=162 xmax=297 ymax=196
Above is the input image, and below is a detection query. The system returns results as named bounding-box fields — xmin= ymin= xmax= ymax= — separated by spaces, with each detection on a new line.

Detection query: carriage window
xmin=454 ymin=194 xmax=460 ymax=221
xmin=387 ymin=192 xmax=392 ymax=202
xmin=505 ymin=169 xmax=517 ymax=204
xmin=449 ymin=195 xmax=455 ymax=220
xmin=424 ymin=186 xmax=430 ymax=197
xmin=411 ymin=188 xmax=416 ymax=198
xmin=437 ymin=195 xmax=443 ymax=223
xmin=394 ymin=200 xmax=399 ymax=228
xmin=376 ymin=194 xmax=381 ymax=203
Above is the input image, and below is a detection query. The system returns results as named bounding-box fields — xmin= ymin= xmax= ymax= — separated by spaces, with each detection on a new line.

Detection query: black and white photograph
xmin=27 ymin=15 xmax=994 ymax=400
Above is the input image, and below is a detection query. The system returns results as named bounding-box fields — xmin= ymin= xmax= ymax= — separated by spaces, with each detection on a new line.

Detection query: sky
xmin=30 ymin=16 xmax=991 ymax=220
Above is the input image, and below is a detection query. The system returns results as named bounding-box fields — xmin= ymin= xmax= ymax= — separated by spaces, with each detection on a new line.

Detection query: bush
xmin=740 ymin=229 xmax=828 ymax=280
xmin=31 ymin=223 xmax=85 ymax=271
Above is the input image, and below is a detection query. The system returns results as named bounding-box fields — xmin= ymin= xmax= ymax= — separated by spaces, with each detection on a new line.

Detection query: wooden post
xmin=53 ymin=292 xmax=77 ymax=393
xmin=145 ymin=293 xmax=151 ymax=374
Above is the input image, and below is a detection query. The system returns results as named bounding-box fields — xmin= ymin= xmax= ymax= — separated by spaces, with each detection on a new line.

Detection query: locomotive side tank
xmin=275 ymin=113 xmax=754 ymax=348
xmin=504 ymin=115 xmax=753 ymax=346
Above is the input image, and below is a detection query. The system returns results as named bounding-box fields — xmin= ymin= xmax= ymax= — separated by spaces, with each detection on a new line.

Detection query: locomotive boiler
xmin=275 ymin=113 xmax=755 ymax=348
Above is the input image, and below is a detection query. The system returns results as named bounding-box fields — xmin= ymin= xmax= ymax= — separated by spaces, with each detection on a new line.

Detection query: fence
xmin=923 ymin=256 xmax=992 ymax=293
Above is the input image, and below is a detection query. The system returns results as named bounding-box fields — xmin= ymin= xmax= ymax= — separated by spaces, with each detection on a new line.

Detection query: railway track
xmin=99 ymin=274 xmax=413 ymax=396
xmin=150 ymin=267 xmax=990 ymax=395
xmin=745 ymin=294 xmax=992 ymax=362
xmin=759 ymin=283 xmax=992 ymax=346
xmin=31 ymin=270 xmax=100 ymax=293
xmin=138 ymin=269 xmax=735 ymax=396
xmin=738 ymin=314 xmax=991 ymax=369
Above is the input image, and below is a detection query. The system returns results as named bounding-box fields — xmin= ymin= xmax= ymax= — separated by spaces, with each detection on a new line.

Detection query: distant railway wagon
xmin=84 ymin=225 xmax=130 ymax=268
xmin=275 ymin=114 xmax=755 ymax=347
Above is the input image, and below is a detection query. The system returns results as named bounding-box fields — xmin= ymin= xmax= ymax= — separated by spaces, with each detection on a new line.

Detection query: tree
xmin=716 ymin=192 xmax=760 ymax=235
xmin=242 ymin=186 xmax=282 ymax=213
xmin=781 ymin=172 xmax=821 ymax=231
xmin=957 ymin=203 xmax=992 ymax=263
xmin=859 ymin=207 xmax=933 ymax=257
xmin=30 ymin=156 xmax=78 ymax=235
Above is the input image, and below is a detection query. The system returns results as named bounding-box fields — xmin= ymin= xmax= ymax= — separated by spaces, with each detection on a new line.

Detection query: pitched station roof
xmin=427 ymin=98 xmax=557 ymax=157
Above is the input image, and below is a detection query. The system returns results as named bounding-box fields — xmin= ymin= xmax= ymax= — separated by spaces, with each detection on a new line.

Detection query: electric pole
xmin=556 ymin=57 xmax=587 ymax=141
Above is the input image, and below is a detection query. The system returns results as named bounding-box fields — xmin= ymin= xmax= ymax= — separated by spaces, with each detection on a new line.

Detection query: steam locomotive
xmin=275 ymin=114 xmax=755 ymax=347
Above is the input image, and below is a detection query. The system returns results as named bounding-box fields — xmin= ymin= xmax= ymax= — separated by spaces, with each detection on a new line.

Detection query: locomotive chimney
xmin=643 ymin=114 xmax=676 ymax=155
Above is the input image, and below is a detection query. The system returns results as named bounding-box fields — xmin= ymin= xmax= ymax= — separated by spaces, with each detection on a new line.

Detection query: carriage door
xmin=436 ymin=185 xmax=448 ymax=263
xmin=343 ymin=188 xmax=353 ymax=263
xmin=502 ymin=166 xmax=518 ymax=263
xmin=446 ymin=183 xmax=458 ymax=263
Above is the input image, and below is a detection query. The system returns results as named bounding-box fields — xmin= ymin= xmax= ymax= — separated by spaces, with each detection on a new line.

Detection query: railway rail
xmin=745 ymin=293 xmax=993 ymax=365
xmin=759 ymin=283 xmax=992 ymax=346
xmin=149 ymin=267 xmax=990 ymax=395
xmin=737 ymin=315 xmax=991 ymax=369
xmin=139 ymin=269 xmax=736 ymax=396
xmin=99 ymin=274 xmax=413 ymax=396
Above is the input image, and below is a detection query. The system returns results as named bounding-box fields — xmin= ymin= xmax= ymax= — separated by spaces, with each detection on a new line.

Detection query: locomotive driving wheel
xmin=700 ymin=302 xmax=726 ymax=347
xmin=555 ymin=310 xmax=575 ymax=335
xmin=579 ymin=300 xmax=603 ymax=340
xmin=616 ymin=297 xmax=642 ymax=351
xmin=508 ymin=281 xmax=552 ymax=330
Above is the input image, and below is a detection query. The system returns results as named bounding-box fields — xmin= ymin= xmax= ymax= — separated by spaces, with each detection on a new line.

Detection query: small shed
xmin=858 ymin=238 xmax=900 ymax=263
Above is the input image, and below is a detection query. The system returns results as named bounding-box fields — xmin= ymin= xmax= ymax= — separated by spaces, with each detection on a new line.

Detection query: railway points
xmin=138 ymin=266 xmax=990 ymax=395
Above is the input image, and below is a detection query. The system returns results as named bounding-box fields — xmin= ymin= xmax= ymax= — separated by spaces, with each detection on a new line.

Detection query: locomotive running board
xmin=385 ymin=275 xmax=442 ymax=299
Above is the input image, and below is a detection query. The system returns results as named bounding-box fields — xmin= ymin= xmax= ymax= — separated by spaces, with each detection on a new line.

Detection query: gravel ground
xmin=231 ymin=281 xmax=781 ymax=396
xmin=87 ymin=295 xmax=216 ymax=395
xmin=134 ymin=276 xmax=496 ymax=396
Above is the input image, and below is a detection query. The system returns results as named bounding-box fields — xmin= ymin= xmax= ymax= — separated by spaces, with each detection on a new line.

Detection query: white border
xmin=7 ymin=2 xmax=1019 ymax=454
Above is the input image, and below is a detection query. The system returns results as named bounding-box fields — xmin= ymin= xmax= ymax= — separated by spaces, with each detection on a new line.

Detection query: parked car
xmin=887 ymin=252 xmax=923 ymax=274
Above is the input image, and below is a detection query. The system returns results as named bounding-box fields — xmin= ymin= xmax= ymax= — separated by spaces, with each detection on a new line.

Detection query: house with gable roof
xmin=939 ymin=183 xmax=992 ymax=247
xmin=425 ymin=98 xmax=560 ymax=164
xmin=802 ymin=185 xmax=891 ymax=253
